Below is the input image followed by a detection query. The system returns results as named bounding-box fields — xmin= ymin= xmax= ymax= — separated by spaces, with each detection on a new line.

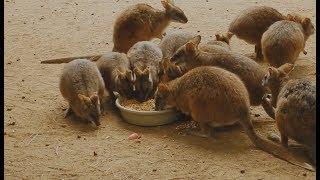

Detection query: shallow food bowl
xmin=115 ymin=97 xmax=179 ymax=126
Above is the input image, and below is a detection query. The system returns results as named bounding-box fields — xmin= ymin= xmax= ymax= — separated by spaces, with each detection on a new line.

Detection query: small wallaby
xmin=170 ymin=35 xmax=275 ymax=119
xmin=59 ymin=59 xmax=106 ymax=126
xmin=217 ymin=6 xmax=286 ymax=59
xmin=159 ymin=30 xmax=196 ymax=59
xmin=41 ymin=55 xmax=102 ymax=64
xmin=261 ymin=63 xmax=316 ymax=165
xmin=127 ymin=41 xmax=163 ymax=101
xmin=95 ymin=52 xmax=135 ymax=101
xmin=261 ymin=14 xmax=315 ymax=67
xmin=154 ymin=66 xmax=314 ymax=171
xmin=112 ymin=0 xmax=188 ymax=53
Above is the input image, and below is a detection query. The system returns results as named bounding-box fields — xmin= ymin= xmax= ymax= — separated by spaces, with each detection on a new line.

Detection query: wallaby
xmin=261 ymin=63 xmax=316 ymax=166
xmin=170 ymin=35 xmax=275 ymax=119
xmin=159 ymin=30 xmax=196 ymax=59
xmin=261 ymin=14 xmax=315 ymax=67
xmin=217 ymin=6 xmax=286 ymax=59
xmin=154 ymin=66 xmax=314 ymax=171
xmin=95 ymin=52 xmax=135 ymax=101
xmin=112 ymin=0 xmax=188 ymax=53
xmin=127 ymin=41 xmax=163 ymax=101
xmin=59 ymin=59 xmax=106 ymax=126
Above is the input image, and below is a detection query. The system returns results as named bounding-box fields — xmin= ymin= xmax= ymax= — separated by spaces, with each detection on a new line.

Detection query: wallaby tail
xmin=40 ymin=55 xmax=102 ymax=64
xmin=240 ymin=115 xmax=315 ymax=171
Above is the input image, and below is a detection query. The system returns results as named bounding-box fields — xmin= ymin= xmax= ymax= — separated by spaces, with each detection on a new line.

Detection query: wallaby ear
xmin=268 ymin=67 xmax=278 ymax=77
xmin=161 ymin=0 xmax=172 ymax=10
xmin=190 ymin=35 xmax=201 ymax=45
xmin=117 ymin=69 xmax=126 ymax=80
xmin=133 ymin=67 xmax=143 ymax=76
xmin=125 ymin=69 xmax=133 ymax=81
xmin=186 ymin=42 xmax=196 ymax=54
xmin=90 ymin=93 xmax=99 ymax=104
xmin=215 ymin=33 xmax=221 ymax=40
xmin=279 ymin=63 xmax=294 ymax=75
xmin=158 ymin=83 xmax=170 ymax=93
xmin=302 ymin=17 xmax=311 ymax=28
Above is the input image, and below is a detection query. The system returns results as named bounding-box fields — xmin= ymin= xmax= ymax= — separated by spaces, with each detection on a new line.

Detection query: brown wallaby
xmin=154 ymin=66 xmax=314 ymax=171
xmin=95 ymin=52 xmax=135 ymax=101
xmin=261 ymin=14 xmax=315 ymax=67
xmin=112 ymin=0 xmax=188 ymax=53
xmin=127 ymin=41 xmax=163 ymax=101
xmin=159 ymin=30 xmax=196 ymax=59
xmin=217 ymin=6 xmax=286 ymax=59
xmin=261 ymin=63 xmax=316 ymax=166
xmin=59 ymin=59 xmax=106 ymax=126
xmin=170 ymin=35 xmax=275 ymax=119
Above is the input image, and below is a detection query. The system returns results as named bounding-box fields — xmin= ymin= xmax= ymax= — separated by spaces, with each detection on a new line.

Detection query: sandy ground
xmin=4 ymin=0 xmax=316 ymax=179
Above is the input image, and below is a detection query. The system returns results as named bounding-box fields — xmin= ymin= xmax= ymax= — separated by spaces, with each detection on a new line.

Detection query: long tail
xmin=40 ymin=55 xmax=102 ymax=64
xmin=240 ymin=115 xmax=315 ymax=171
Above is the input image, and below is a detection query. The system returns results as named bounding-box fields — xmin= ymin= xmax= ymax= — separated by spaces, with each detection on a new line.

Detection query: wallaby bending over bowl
xmin=261 ymin=63 xmax=316 ymax=166
xmin=127 ymin=41 xmax=163 ymax=101
xmin=154 ymin=66 xmax=314 ymax=171
xmin=261 ymin=14 xmax=315 ymax=67
xmin=217 ymin=6 xmax=286 ymax=59
xmin=95 ymin=52 xmax=135 ymax=101
xmin=112 ymin=0 xmax=188 ymax=53
xmin=169 ymin=35 xmax=275 ymax=119
xmin=59 ymin=59 xmax=106 ymax=126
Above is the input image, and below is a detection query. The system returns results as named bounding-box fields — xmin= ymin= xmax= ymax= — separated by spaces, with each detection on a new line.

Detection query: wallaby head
xmin=287 ymin=14 xmax=315 ymax=37
xmin=116 ymin=69 xmax=135 ymax=98
xmin=262 ymin=63 xmax=295 ymax=88
xmin=171 ymin=35 xmax=201 ymax=66
xmin=133 ymin=66 xmax=154 ymax=101
xmin=160 ymin=58 xmax=183 ymax=81
xmin=154 ymin=82 xmax=175 ymax=110
xmin=215 ymin=32 xmax=233 ymax=44
xmin=77 ymin=93 xmax=101 ymax=126
xmin=161 ymin=0 xmax=188 ymax=23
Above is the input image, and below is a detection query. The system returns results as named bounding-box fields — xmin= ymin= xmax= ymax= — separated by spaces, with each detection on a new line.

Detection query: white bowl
xmin=115 ymin=97 xmax=179 ymax=126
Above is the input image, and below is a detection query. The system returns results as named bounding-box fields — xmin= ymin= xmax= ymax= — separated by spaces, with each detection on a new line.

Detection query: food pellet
xmin=121 ymin=98 xmax=156 ymax=111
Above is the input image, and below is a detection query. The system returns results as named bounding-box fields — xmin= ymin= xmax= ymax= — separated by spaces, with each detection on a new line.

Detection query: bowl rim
xmin=115 ymin=97 xmax=175 ymax=115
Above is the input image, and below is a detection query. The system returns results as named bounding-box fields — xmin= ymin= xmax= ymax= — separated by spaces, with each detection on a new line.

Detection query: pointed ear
xmin=190 ymin=35 xmax=201 ymax=46
xmin=302 ymin=17 xmax=311 ymax=28
xmin=90 ymin=93 xmax=99 ymax=105
xmin=133 ymin=67 xmax=143 ymax=76
xmin=215 ymin=33 xmax=221 ymax=40
xmin=161 ymin=0 xmax=172 ymax=10
xmin=158 ymin=83 xmax=170 ymax=93
xmin=279 ymin=63 xmax=294 ymax=75
xmin=125 ymin=69 xmax=133 ymax=81
xmin=268 ymin=67 xmax=278 ymax=77
xmin=186 ymin=42 xmax=196 ymax=54
xmin=117 ymin=69 xmax=126 ymax=80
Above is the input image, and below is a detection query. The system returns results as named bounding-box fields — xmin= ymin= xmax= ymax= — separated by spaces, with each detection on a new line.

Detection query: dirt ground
xmin=4 ymin=0 xmax=316 ymax=179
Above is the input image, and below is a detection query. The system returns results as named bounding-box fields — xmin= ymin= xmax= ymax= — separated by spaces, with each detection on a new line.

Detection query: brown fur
xmin=170 ymin=36 xmax=275 ymax=118
xmin=154 ymin=66 xmax=313 ymax=170
xmin=59 ymin=59 xmax=105 ymax=126
xmin=112 ymin=0 xmax=188 ymax=53
xmin=261 ymin=15 xmax=315 ymax=67
xmin=159 ymin=30 xmax=196 ymax=59
xmin=220 ymin=6 xmax=286 ymax=59
xmin=127 ymin=41 xmax=163 ymax=101
xmin=95 ymin=52 xmax=134 ymax=101
xmin=262 ymin=64 xmax=316 ymax=165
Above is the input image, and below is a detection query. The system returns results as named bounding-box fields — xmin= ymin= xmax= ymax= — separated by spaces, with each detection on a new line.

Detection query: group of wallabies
xmin=41 ymin=0 xmax=316 ymax=171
